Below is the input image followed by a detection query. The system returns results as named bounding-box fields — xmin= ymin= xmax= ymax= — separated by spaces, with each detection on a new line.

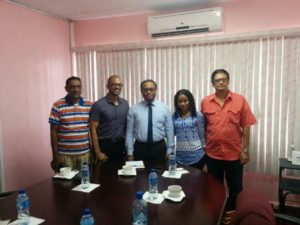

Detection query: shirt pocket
xmin=228 ymin=108 xmax=241 ymax=124
xmin=205 ymin=110 xmax=219 ymax=125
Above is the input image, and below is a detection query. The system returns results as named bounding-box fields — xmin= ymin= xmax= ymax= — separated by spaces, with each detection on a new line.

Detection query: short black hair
xmin=174 ymin=89 xmax=197 ymax=118
xmin=65 ymin=76 xmax=81 ymax=86
xmin=211 ymin=69 xmax=230 ymax=83
xmin=140 ymin=79 xmax=157 ymax=91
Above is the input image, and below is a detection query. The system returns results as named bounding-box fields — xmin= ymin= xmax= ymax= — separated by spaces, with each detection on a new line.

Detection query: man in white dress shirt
xmin=125 ymin=79 xmax=174 ymax=165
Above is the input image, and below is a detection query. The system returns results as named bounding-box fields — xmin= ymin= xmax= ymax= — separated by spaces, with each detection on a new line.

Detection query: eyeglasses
xmin=213 ymin=78 xmax=228 ymax=83
xmin=110 ymin=83 xmax=123 ymax=87
xmin=142 ymin=88 xmax=156 ymax=93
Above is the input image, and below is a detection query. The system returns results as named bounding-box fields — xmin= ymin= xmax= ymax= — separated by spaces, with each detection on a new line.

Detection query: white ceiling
xmin=9 ymin=0 xmax=235 ymax=21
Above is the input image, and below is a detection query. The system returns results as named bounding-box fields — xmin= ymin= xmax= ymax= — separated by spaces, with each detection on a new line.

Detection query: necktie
xmin=147 ymin=103 xmax=153 ymax=143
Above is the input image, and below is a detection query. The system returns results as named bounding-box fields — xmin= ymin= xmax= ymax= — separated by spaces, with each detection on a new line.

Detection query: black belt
xmin=99 ymin=138 xmax=125 ymax=143
xmin=135 ymin=139 xmax=165 ymax=146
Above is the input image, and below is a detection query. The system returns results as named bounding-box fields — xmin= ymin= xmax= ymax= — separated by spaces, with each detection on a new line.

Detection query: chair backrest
xmin=235 ymin=189 xmax=276 ymax=225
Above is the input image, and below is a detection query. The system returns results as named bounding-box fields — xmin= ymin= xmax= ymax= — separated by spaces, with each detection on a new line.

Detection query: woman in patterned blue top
xmin=173 ymin=89 xmax=206 ymax=169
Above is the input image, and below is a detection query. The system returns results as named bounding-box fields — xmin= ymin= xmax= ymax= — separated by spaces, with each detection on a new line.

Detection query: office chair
xmin=234 ymin=189 xmax=300 ymax=225
xmin=275 ymin=213 xmax=300 ymax=224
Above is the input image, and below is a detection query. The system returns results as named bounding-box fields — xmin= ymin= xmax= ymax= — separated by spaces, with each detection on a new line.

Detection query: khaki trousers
xmin=57 ymin=152 xmax=90 ymax=170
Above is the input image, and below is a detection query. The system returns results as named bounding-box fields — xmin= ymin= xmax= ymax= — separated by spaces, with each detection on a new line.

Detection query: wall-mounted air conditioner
xmin=148 ymin=7 xmax=223 ymax=38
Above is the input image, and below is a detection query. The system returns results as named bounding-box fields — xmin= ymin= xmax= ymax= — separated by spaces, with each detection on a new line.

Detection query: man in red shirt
xmin=201 ymin=69 xmax=256 ymax=212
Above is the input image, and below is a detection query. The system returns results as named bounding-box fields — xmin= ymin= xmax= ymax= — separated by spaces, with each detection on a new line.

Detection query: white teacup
xmin=168 ymin=185 xmax=182 ymax=198
xmin=122 ymin=165 xmax=133 ymax=174
xmin=60 ymin=167 xmax=71 ymax=176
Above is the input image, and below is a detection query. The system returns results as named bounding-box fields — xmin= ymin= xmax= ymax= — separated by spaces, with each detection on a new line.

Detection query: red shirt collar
xmin=209 ymin=91 xmax=232 ymax=102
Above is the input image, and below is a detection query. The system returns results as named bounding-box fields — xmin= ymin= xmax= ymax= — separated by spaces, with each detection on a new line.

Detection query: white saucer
xmin=162 ymin=190 xmax=185 ymax=202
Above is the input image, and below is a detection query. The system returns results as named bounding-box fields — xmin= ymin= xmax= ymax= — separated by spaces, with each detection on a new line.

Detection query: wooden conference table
xmin=0 ymin=162 xmax=226 ymax=225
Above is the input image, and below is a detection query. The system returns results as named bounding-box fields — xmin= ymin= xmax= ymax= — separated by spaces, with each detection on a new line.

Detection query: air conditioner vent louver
xmin=152 ymin=28 xmax=210 ymax=37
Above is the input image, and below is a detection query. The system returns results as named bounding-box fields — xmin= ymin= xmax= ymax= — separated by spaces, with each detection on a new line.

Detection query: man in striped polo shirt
xmin=49 ymin=76 xmax=92 ymax=171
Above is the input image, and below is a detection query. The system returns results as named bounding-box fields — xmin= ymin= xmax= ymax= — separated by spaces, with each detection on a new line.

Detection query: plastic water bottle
xmin=148 ymin=169 xmax=158 ymax=200
xmin=81 ymin=162 xmax=90 ymax=189
xmin=132 ymin=191 xmax=147 ymax=225
xmin=16 ymin=189 xmax=30 ymax=225
xmin=80 ymin=208 xmax=94 ymax=225
xmin=168 ymin=153 xmax=177 ymax=175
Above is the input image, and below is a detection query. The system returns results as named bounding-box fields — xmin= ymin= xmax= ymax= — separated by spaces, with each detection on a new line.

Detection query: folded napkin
xmin=53 ymin=170 xmax=79 ymax=179
xmin=143 ymin=191 xmax=164 ymax=204
xmin=0 ymin=220 xmax=10 ymax=225
xmin=72 ymin=183 xmax=100 ymax=193
xmin=125 ymin=161 xmax=145 ymax=169
xmin=9 ymin=216 xmax=44 ymax=225
xmin=176 ymin=167 xmax=190 ymax=175
xmin=162 ymin=171 xmax=182 ymax=179
xmin=118 ymin=168 xmax=137 ymax=176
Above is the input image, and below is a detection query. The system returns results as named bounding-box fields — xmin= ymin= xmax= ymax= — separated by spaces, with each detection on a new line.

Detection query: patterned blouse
xmin=173 ymin=111 xmax=206 ymax=165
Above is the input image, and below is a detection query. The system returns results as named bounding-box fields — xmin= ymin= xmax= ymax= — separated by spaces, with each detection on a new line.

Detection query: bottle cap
xmin=150 ymin=168 xmax=156 ymax=172
xmin=136 ymin=191 xmax=143 ymax=199
xmin=18 ymin=189 xmax=25 ymax=194
xmin=83 ymin=208 xmax=91 ymax=215
xmin=82 ymin=161 xmax=88 ymax=165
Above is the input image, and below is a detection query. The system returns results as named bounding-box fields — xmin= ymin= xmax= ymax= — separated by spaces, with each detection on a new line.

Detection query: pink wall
xmin=73 ymin=0 xmax=300 ymax=47
xmin=0 ymin=1 xmax=71 ymax=191
xmin=1 ymin=0 xmax=294 ymax=201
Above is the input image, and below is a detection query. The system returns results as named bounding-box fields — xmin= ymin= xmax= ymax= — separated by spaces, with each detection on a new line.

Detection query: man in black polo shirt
xmin=90 ymin=75 xmax=129 ymax=162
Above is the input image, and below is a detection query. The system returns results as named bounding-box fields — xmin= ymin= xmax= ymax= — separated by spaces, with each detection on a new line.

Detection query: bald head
xmin=107 ymin=75 xmax=123 ymax=97
xmin=107 ymin=75 xmax=121 ymax=85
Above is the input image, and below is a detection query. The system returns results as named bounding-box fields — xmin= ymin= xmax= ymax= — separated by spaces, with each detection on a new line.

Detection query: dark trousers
xmin=99 ymin=139 xmax=126 ymax=162
xmin=134 ymin=140 xmax=166 ymax=166
xmin=206 ymin=155 xmax=243 ymax=210
xmin=190 ymin=154 xmax=207 ymax=170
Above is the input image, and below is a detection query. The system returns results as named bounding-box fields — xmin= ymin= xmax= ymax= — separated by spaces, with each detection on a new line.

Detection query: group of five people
xmin=49 ymin=69 xmax=256 ymax=211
